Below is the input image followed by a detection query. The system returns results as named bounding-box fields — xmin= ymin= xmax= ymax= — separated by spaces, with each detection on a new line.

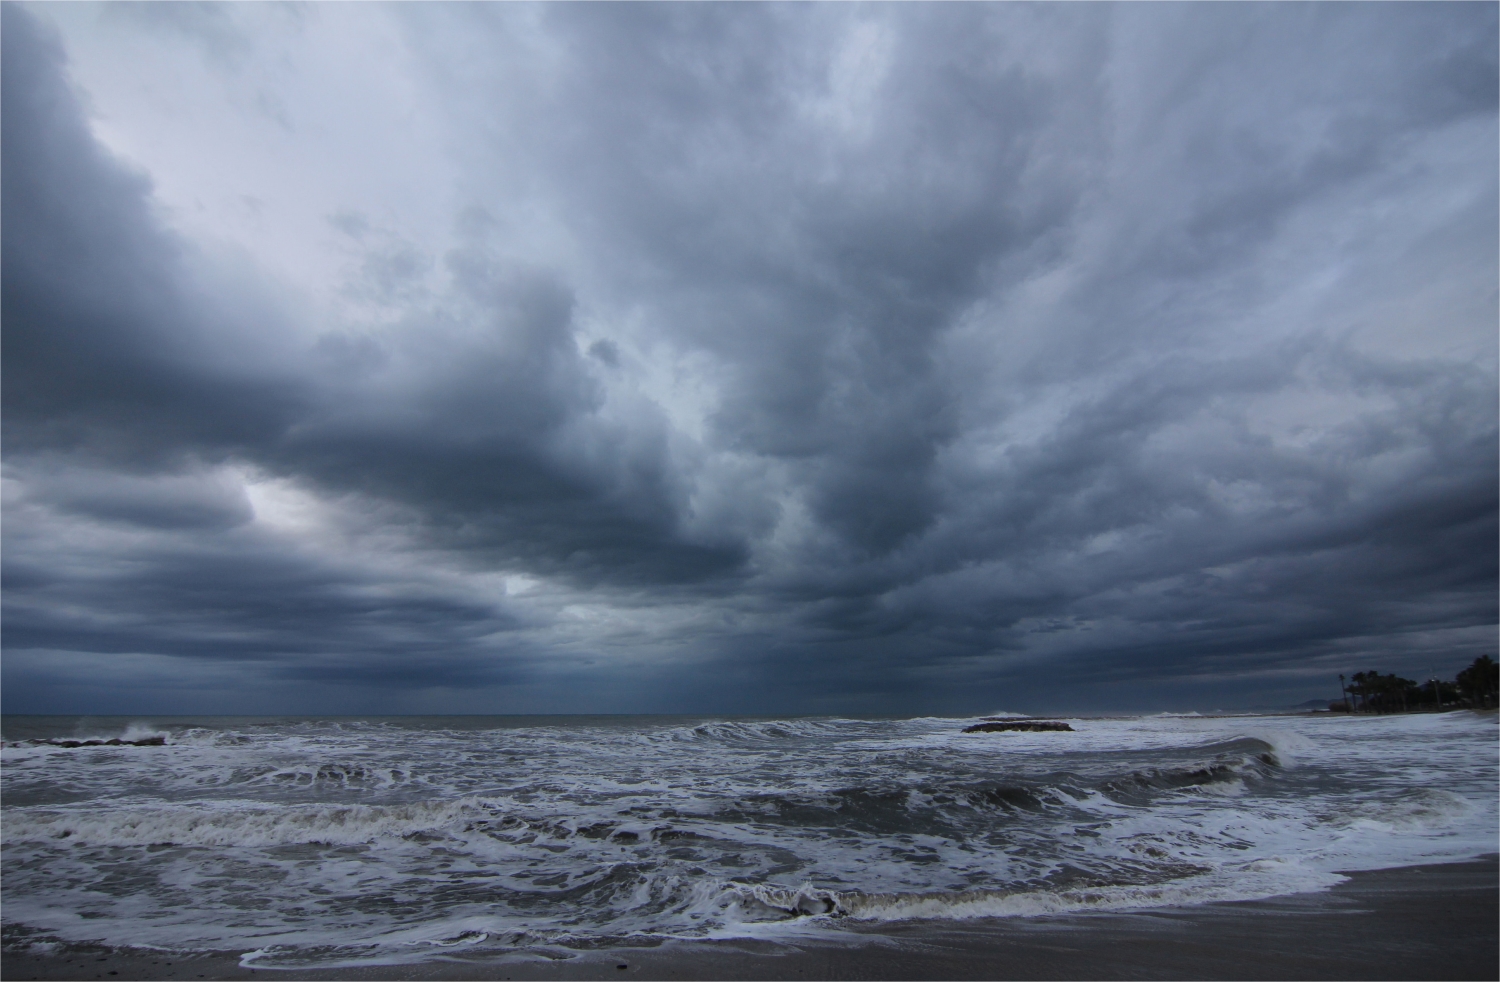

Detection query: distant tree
xmin=1348 ymin=671 xmax=1375 ymax=713
xmin=1456 ymin=656 xmax=1499 ymax=709
xmin=1347 ymin=672 xmax=1372 ymax=713
xmin=1386 ymin=673 xmax=1418 ymax=713
xmin=1348 ymin=671 xmax=1419 ymax=714
xmin=1424 ymin=678 xmax=1459 ymax=711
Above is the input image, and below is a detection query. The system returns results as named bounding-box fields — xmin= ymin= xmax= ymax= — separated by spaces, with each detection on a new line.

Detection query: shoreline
xmin=4 ymin=855 xmax=1495 ymax=981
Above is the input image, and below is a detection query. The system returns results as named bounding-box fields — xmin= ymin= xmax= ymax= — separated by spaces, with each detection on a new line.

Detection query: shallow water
xmin=2 ymin=712 xmax=1495 ymax=967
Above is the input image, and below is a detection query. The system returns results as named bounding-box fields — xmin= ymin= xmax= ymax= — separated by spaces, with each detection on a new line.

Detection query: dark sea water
xmin=2 ymin=712 xmax=1495 ymax=969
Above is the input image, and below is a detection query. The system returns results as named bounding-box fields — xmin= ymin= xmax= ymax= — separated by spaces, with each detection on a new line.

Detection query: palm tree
xmin=1456 ymin=656 xmax=1499 ymax=709
xmin=1347 ymin=671 xmax=1418 ymax=713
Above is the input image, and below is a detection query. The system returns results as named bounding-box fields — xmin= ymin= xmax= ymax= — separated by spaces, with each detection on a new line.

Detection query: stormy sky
xmin=3 ymin=2 xmax=1495 ymax=716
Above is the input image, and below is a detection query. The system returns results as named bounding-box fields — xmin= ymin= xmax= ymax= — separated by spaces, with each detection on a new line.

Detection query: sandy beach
xmin=4 ymin=856 xmax=1494 ymax=982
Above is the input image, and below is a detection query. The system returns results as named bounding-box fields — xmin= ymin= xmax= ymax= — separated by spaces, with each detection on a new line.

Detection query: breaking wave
xmin=5 ymin=799 xmax=498 ymax=848
xmin=4 ymin=724 xmax=171 ymax=750
xmin=2 ymin=712 xmax=1494 ymax=963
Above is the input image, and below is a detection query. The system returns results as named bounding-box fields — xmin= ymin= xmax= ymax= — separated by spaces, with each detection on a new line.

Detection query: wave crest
xmin=6 ymin=799 xmax=500 ymax=848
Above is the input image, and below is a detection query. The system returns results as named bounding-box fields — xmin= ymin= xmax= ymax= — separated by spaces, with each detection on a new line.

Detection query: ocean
xmin=2 ymin=712 xmax=1495 ymax=970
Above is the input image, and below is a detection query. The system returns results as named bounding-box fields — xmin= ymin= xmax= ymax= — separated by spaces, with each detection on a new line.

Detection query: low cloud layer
xmin=3 ymin=2 xmax=1495 ymax=715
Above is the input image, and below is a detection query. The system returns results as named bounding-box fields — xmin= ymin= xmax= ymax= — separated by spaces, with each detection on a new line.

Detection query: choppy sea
xmin=2 ymin=712 xmax=1495 ymax=969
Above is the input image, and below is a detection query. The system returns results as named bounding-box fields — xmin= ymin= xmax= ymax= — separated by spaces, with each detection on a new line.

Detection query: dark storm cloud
xmin=1 ymin=5 xmax=303 ymax=464
xmin=759 ymin=341 xmax=1497 ymax=688
xmin=481 ymin=2 xmax=1105 ymax=556
xmin=2 ymin=2 xmax=1495 ymax=714
xmin=286 ymin=251 xmax=745 ymax=584
xmin=2 ymin=3 xmax=742 ymax=585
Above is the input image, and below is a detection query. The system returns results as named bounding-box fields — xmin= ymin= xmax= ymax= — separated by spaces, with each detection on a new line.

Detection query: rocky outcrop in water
xmin=962 ymin=720 xmax=1073 ymax=733
xmin=11 ymin=736 xmax=167 ymax=748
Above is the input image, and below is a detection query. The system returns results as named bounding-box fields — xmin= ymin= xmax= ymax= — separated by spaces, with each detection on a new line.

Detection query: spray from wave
xmin=1 ymin=712 xmax=1493 ymax=965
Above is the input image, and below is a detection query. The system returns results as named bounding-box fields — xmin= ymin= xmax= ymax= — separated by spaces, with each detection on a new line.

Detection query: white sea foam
xmin=4 ymin=798 xmax=499 ymax=848
xmin=827 ymin=859 xmax=1348 ymax=922
xmin=2 ymin=711 xmax=1495 ymax=962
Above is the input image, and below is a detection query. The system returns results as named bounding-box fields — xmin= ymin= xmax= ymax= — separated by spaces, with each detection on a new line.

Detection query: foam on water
xmin=2 ymin=712 xmax=1495 ymax=966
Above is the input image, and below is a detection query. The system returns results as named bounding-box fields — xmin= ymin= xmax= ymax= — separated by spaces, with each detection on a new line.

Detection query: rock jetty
xmin=12 ymin=735 xmax=167 ymax=748
xmin=962 ymin=720 xmax=1073 ymax=733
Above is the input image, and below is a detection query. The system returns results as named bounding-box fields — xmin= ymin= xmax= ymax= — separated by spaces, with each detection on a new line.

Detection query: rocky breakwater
xmin=962 ymin=719 xmax=1074 ymax=733
xmin=6 ymin=735 xmax=168 ymax=748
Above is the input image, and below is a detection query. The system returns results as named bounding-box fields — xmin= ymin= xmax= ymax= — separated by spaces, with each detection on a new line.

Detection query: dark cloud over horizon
xmin=3 ymin=2 xmax=1495 ymax=716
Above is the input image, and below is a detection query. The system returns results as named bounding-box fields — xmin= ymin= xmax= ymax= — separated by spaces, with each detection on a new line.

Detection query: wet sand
xmin=4 ymin=856 xmax=1495 ymax=981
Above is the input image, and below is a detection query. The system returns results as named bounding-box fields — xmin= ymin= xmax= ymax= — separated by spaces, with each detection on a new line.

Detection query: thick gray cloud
xmin=2 ymin=2 xmax=1495 ymax=715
